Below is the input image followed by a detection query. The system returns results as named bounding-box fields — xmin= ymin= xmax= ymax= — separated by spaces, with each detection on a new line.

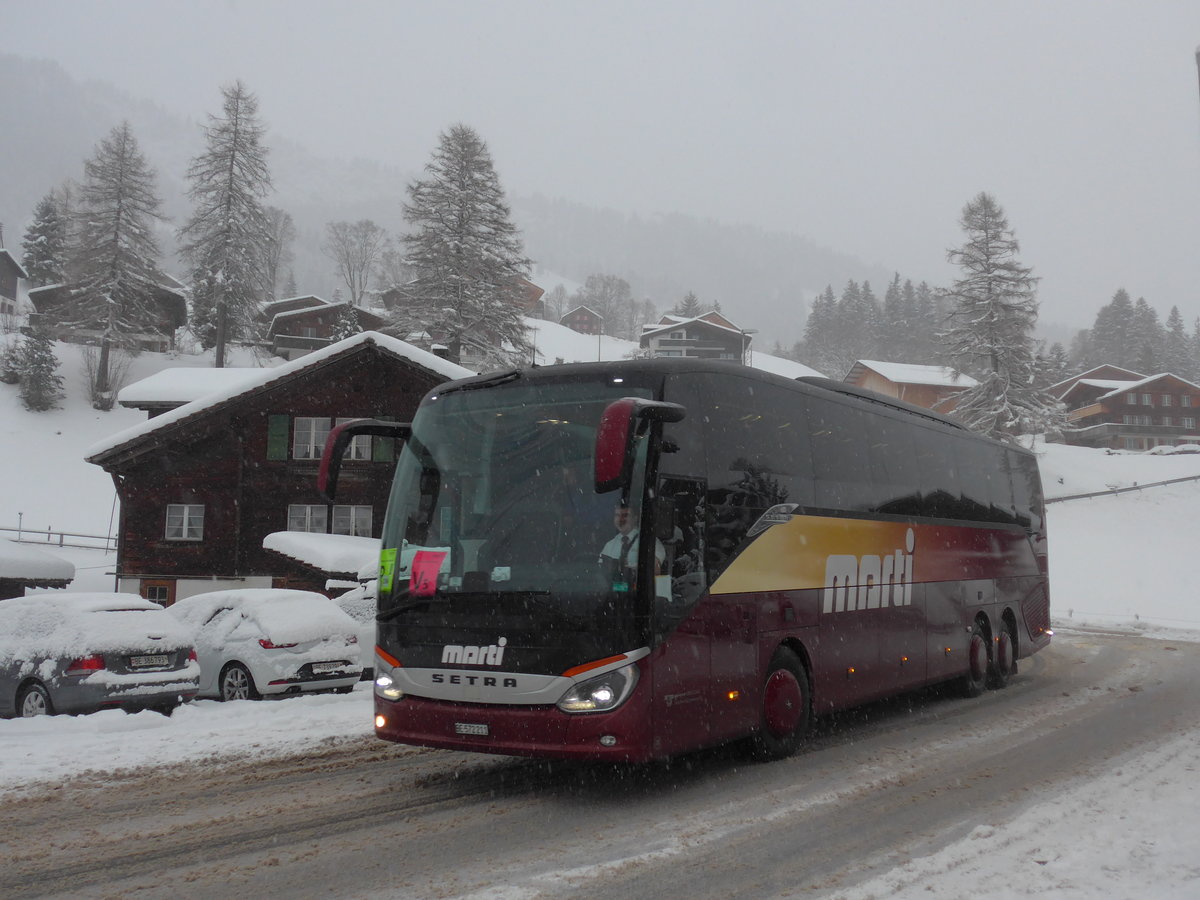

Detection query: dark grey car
xmin=0 ymin=593 xmax=200 ymax=718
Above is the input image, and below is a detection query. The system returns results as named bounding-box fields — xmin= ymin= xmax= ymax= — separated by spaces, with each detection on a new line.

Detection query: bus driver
xmin=599 ymin=503 xmax=666 ymax=583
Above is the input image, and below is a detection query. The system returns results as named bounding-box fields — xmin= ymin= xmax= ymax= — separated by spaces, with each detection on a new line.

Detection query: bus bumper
xmin=373 ymin=692 xmax=656 ymax=762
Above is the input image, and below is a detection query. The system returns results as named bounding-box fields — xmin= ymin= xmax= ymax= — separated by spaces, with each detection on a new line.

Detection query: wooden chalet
xmin=843 ymin=360 xmax=978 ymax=413
xmin=27 ymin=276 xmax=187 ymax=351
xmin=1057 ymin=371 xmax=1200 ymax=450
xmin=639 ymin=312 xmax=751 ymax=362
xmin=86 ymin=332 xmax=472 ymax=604
xmin=0 ymin=249 xmax=27 ymax=323
xmin=260 ymin=296 xmax=388 ymax=360
xmin=560 ymin=305 xmax=603 ymax=336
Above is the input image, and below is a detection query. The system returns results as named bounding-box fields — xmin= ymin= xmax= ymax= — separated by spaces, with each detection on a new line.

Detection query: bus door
xmin=648 ymin=476 xmax=713 ymax=756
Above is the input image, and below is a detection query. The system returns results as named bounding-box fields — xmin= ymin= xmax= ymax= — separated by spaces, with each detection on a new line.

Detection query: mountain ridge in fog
xmin=0 ymin=53 xmax=894 ymax=345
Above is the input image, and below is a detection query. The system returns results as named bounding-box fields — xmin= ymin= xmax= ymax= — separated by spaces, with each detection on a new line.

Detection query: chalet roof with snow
xmin=845 ymin=360 xmax=978 ymax=389
xmin=117 ymin=367 xmax=271 ymax=413
xmin=86 ymin=331 xmax=474 ymax=464
xmin=266 ymin=300 xmax=387 ymax=337
xmin=0 ymin=540 xmax=74 ymax=595
xmin=263 ymin=532 xmax=380 ymax=580
xmin=1091 ymin=372 xmax=1200 ymax=403
xmin=1048 ymin=365 xmax=1145 ymax=400
xmin=0 ymin=249 xmax=29 ymax=281
xmin=641 ymin=312 xmax=745 ymax=340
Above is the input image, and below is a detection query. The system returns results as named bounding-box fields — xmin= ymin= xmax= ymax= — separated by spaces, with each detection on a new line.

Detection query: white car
xmin=168 ymin=589 xmax=362 ymax=701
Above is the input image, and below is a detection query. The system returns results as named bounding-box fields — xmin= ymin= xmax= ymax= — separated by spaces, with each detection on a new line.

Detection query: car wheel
xmin=218 ymin=663 xmax=260 ymax=701
xmin=18 ymin=682 xmax=54 ymax=717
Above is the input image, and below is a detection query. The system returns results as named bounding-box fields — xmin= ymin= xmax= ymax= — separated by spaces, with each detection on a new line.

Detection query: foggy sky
xmin=10 ymin=0 xmax=1200 ymax=331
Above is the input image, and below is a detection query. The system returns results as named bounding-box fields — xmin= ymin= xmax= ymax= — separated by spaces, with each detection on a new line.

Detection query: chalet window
xmin=1183 ymin=396 xmax=1193 ymax=408
xmin=333 ymin=505 xmax=373 ymax=537
xmin=1142 ymin=393 xmax=1153 ymax=406
xmin=293 ymin=417 xmax=331 ymax=459
xmin=1162 ymin=416 xmax=1173 ymax=427
xmin=165 ymin=504 xmax=204 ymax=541
xmin=288 ymin=504 xmax=328 ymax=533
xmin=335 ymin=417 xmax=371 ymax=460
xmin=141 ymin=579 xmax=175 ymax=607
xmin=1123 ymin=415 xmax=1136 ymax=425
xmin=1184 ymin=417 xmax=1197 ymax=430
xmin=670 ymin=331 xmax=684 ymax=339
xmin=1161 ymin=394 xmax=1173 ymax=407
xmin=1126 ymin=393 xmax=1138 ymax=404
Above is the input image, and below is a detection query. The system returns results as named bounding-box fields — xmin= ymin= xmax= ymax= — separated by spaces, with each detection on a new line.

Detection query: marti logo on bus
xmin=822 ymin=527 xmax=916 ymax=613
xmin=441 ymin=637 xmax=507 ymax=666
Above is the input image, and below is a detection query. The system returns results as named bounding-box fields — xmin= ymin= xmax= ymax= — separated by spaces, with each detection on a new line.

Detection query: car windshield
xmin=377 ymin=375 xmax=656 ymax=627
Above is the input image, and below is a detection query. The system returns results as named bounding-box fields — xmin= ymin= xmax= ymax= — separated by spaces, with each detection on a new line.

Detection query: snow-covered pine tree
xmin=1129 ymin=297 xmax=1164 ymax=374
xmin=331 ymin=301 xmax=362 ymax=341
xmin=942 ymin=192 xmax=1062 ymax=442
xmin=16 ymin=323 xmax=65 ymax=411
xmin=399 ymin=124 xmax=533 ymax=368
xmin=63 ymin=122 xmax=166 ymax=404
xmin=178 ymin=81 xmax=273 ymax=361
xmin=799 ymin=284 xmax=841 ymax=376
xmin=1088 ymin=289 xmax=1134 ymax=369
xmin=1162 ymin=306 xmax=1194 ymax=380
xmin=21 ymin=192 xmax=70 ymax=287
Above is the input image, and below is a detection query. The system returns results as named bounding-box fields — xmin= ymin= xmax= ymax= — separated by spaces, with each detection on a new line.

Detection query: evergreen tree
xmin=398 ymin=124 xmax=532 ymax=367
xmin=16 ymin=323 xmax=65 ymax=411
xmin=21 ymin=192 xmax=70 ymax=286
xmin=178 ymin=81 xmax=273 ymax=360
xmin=799 ymin=284 xmax=841 ymax=376
xmin=675 ymin=291 xmax=701 ymax=317
xmin=1088 ymin=288 xmax=1134 ymax=368
xmin=1129 ymin=297 xmax=1163 ymax=373
xmin=942 ymin=192 xmax=1061 ymax=441
xmin=331 ymin=301 xmax=362 ymax=341
xmin=63 ymin=122 xmax=166 ymax=403
xmin=1162 ymin=306 xmax=1194 ymax=380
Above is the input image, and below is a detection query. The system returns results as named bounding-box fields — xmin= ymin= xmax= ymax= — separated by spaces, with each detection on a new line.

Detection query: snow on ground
xmin=5 ymin=343 xmax=1200 ymax=896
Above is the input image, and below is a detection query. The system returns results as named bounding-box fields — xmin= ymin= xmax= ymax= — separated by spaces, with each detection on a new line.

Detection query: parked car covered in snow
xmin=167 ymin=589 xmax=363 ymax=701
xmin=0 ymin=593 xmax=199 ymax=718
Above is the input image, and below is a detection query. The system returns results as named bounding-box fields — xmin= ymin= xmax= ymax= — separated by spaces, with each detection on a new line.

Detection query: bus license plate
xmin=130 ymin=654 xmax=169 ymax=668
xmin=455 ymin=722 xmax=489 ymax=736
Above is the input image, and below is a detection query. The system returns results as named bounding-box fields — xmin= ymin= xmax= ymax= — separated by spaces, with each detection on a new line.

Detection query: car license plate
xmin=312 ymin=662 xmax=344 ymax=675
xmin=455 ymin=722 xmax=489 ymax=736
xmin=131 ymin=654 xmax=169 ymax=668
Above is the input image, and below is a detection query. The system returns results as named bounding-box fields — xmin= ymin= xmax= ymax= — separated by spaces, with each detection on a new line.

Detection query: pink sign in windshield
xmin=410 ymin=550 xmax=447 ymax=596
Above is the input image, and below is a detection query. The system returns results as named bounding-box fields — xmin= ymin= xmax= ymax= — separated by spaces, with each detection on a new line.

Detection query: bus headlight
xmin=375 ymin=671 xmax=404 ymax=701
xmin=556 ymin=663 xmax=639 ymax=714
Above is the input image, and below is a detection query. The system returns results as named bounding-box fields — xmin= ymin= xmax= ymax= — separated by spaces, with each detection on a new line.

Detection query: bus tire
xmin=988 ymin=619 xmax=1016 ymax=689
xmin=961 ymin=621 xmax=989 ymax=698
xmin=751 ymin=647 xmax=811 ymax=761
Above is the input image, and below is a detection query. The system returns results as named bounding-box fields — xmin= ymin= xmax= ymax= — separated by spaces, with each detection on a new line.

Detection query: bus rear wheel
xmin=961 ymin=621 xmax=990 ymax=698
xmin=988 ymin=620 xmax=1017 ymax=689
xmin=751 ymin=647 xmax=811 ymax=761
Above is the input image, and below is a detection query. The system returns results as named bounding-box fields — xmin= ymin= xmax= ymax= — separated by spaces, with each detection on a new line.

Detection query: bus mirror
xmin=318 ymin=418 xmax=412 ymax=501
xmin=594 ymin=398 xmax=686 ymax=494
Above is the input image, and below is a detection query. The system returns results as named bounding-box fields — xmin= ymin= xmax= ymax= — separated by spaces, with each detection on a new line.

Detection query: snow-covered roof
xmin=749 ymin=353 xmax=824 ymax=380
xmin=263 ymin=532 xmax=380 ymax=579
xmin=1094 ymin=372 xmax=1200 ymax=402
xmin=118 ymin=367 xmax=270 ymax=408
xmin=87 ymin=332 xmax=474 ymax=461
xmin=853 ymin=360 xmax=978 ymax=388
xmin=0 ymin=540 xmax=74 ymax=584
xmin=1072 ymin=378 xmax=1141 ymax=393
xmin=641 ymin=314 xmax=745 ymax=339
xmin=0 ymin=248 xmax=29 ymax=281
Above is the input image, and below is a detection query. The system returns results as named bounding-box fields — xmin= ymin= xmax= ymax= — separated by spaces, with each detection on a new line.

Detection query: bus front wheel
xmin=751 ymin=647 xmax=811 ymax=761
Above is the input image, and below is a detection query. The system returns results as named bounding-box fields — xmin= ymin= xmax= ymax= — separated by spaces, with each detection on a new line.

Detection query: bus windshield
xmin=377 ymin=375 xmax=657 ymax=643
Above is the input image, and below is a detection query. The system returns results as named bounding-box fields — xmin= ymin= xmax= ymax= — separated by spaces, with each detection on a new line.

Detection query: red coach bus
xmin=321 ymin=359 xmax=1050 ymax=762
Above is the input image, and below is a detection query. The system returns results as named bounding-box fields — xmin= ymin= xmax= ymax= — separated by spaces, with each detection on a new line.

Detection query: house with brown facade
xmin=842 ymin=360 xmax=977 ymax=413
xmin=559 ymin=305 xmax=603 ymax=336
xmin=27 ymin=275 xmax=188 ymax=351
xmin=0 ymin=249 xmax=27 ymax=325
xmin=1056 ymin=370 xmax=1200 ymax=450
xmin=640 ymin=311 xmax=752 ymax=362
xmin=86 ymin=332 xmax=471 ymax=604
xmin=259 ymin=295 xmax=389 ymax=360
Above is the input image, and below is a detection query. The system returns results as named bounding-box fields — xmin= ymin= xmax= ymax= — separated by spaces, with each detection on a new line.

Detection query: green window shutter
xmin=267 ymin=415 xmax=290 ymax=460
xmin=372 ymin=417 xmax=395 ymax=462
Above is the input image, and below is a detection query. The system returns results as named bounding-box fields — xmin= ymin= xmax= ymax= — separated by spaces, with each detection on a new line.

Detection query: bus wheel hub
xmin=763 ymin=669 xmax=803 ymax=737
